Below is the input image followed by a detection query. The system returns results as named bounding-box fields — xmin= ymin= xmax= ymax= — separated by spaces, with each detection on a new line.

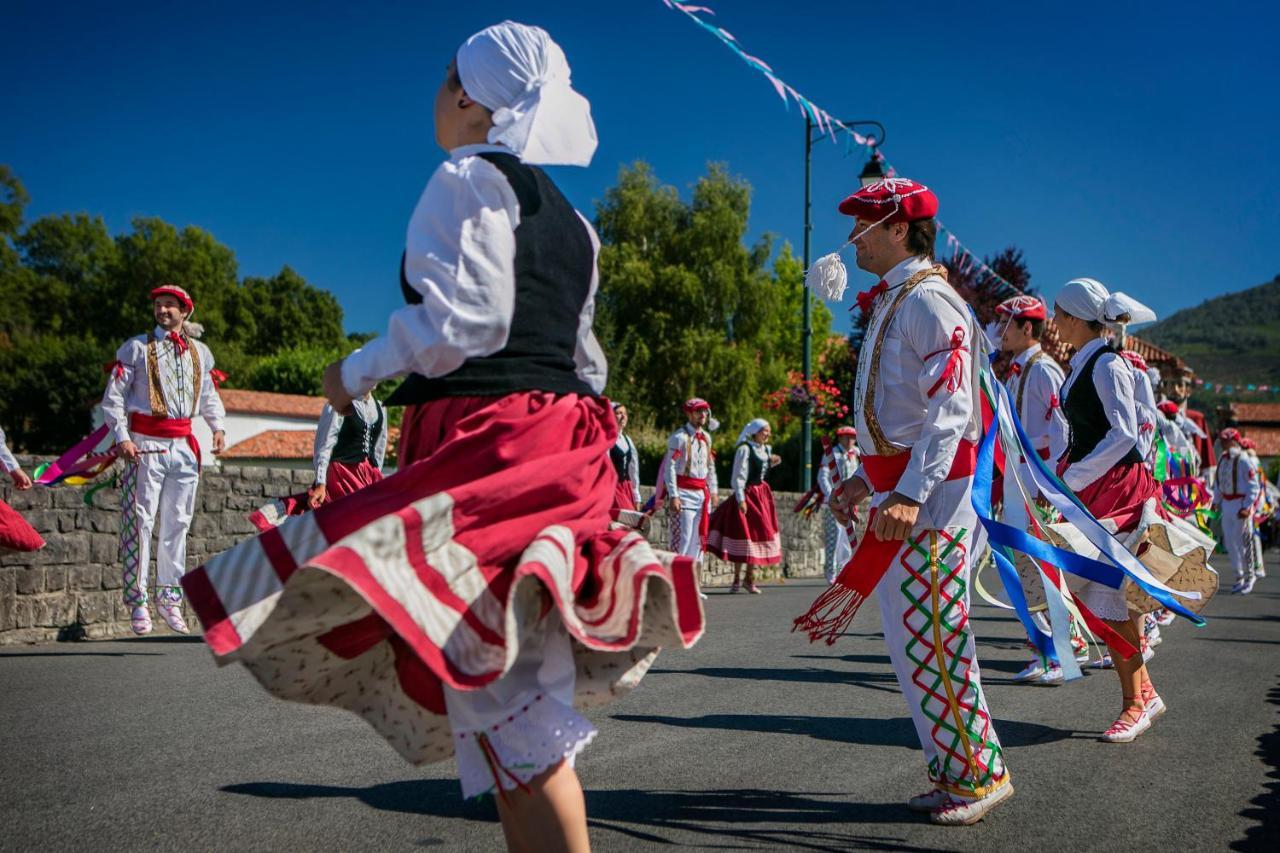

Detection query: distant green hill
xmin=1142 ymin=275 xmax=1280 ymax=385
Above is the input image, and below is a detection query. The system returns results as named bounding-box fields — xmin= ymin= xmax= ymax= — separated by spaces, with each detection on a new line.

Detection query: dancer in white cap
xmin=181 ymin=23 xmax=702 ymax=853
xmin=706 ymin=418 xmax=782 ymax=593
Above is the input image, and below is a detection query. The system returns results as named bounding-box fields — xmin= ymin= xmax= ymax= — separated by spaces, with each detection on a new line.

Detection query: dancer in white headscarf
xmin=186 ymin=22 xmax=703 ymax=853
xmin=707 ymin=418 xmax=782 ymax=592
xmin=1051 ymin=278 xmax=1215 ymax=742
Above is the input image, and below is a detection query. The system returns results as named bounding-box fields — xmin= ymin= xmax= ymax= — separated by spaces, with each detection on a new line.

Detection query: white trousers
xmin=1220 ymin=499 xmax=1255 ymax=580
xmin=668 ymin=487 xmax=707 ymax=561
xmin=875 ymin=522 xmax=1008 ymax=797
xmin=119 ymin=435 xmax=200 ymax=605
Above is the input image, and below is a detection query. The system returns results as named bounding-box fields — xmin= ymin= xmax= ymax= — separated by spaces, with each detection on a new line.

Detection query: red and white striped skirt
xmin=248 ymin=458 xmax=384 ymax=531
xmin=183 ymin=391 xmax=704 ymax=772
xmin=706 ymin=482 xmax=782 ymax=566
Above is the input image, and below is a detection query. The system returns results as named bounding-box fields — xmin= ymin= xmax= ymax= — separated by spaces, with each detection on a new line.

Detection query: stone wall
xmin=0 ymin=460 xmax=856 ymax=645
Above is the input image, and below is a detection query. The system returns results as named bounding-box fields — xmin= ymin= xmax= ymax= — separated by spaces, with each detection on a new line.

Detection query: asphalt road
xmin=2 ymin=552 xmax=1278 ymax=853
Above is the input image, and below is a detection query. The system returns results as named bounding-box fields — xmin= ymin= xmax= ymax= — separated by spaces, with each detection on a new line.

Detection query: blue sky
xmin=3 ymin=0 xmax=1276 ymax=337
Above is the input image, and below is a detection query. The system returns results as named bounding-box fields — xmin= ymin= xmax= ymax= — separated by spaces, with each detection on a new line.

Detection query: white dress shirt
xmin=729 ymin=441 xmax=773 ymax=504
xmin=1004 ymin=343 xmax=1069 ymax=457
xmin=0 ymin=424 xmax=19 ymax=473
xmin=614 ymin=434 xmax=642 ymax=504
xmin=818 ymin=444 xmax=858 ymax=499
xmin=341 ymin=143 xmax=607 ymax=398
xmin=1214 ymin=449 xmax=1260 ymax=504
xmin=663 ymin=423 xmax=719 ymax=498
xmin=1058 ymin=338 xmax=1139 ymax=491
xmin=851 ymin=256 xmax=982 ymax=530
xmin=101 ymin=327 xmax=226 ymax=444
xmin=313 ymin=398 xmax=388 ymax=485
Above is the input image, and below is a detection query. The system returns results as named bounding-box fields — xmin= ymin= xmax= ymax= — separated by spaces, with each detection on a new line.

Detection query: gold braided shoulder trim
xmin=1015 ymin=349 xmax=1044 ymax=422
xmin=862 ymin=264 xmax=949 ymax=456
xmin=145 ymin=333 xmax=167 ymax=416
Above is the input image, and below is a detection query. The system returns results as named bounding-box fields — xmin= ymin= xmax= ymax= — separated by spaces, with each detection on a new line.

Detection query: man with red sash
xmin=795 ymin=178 xmax=1011 ymax=825
xmin=102 ymin=285 xmax=226 ymax=634
xmin=994 ymin=295 xmax=1084 ymax=683
xmin=662 ymin=398 xmax=719 ymax=563
xmin=1214 ymin=428 xmax=1260 ymax=594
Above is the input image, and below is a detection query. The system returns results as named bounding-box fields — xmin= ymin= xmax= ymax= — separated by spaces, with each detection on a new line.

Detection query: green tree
xmin=594 ymin=161 xmax=830 ymax=449
xmin=229 ymin=266 xmax=347 ymax=355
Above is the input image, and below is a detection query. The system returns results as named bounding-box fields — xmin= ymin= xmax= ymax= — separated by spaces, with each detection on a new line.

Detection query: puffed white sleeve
xmin=894 ymin=290 xmax=974 ymax=504
xmin=1061 ymin=353 xmax=1140 ymax=491
xmin=817 ymin=451 xmax=836 ymax=498
xmin=197 ymin=345 xmax=226 ymax=434
xmin=730 ymin=444 xmax=750 ymax=504
xmin=312 ymin=405 xmax=341 ymax=485
xmin=374 ymin=403 xmax=389 ymax=471
xmin=102 ymin=339 xmax=143 ymax=445
xmin=627 ymin=437 xmax=641 ymax=504
xmin=573 ymin=213 xmax=607 ymax=394
xmin=662 ymin=432 xmax=683 ymax=496
xmin=1032 ymin=363 xmax=1069 ymax=459
xmin=341 ymin=157 xmax=520 ymax=397
xmin=0 ymin=424 xmax=18 ymax=473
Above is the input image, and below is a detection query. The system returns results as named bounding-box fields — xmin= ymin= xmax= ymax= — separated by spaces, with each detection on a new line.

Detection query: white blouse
xmin=313 ymin=398 xmax=389 ymax=485
xmin=101 ymin=327 xmax=226 ymax=444
xmin=729 ymin=441 xmax=773 ymax=504
xmin=614 ymin=434 xmax=642 ymax=504
xmin=1058 ymin=338 xmax=1139 ymax=491
xmin=340 ymin=143 xmax=607 ymax=398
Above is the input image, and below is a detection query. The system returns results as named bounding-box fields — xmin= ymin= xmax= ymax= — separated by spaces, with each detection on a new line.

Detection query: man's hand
xmin=830 ymin=475 xmax=869 ymax=525
xmin=118 ymin=440 xmax=140 ymax=463
xmin=666 ymin=496 xmax=682 ymax=513
xmin=323 ymin=360 xmax=355 ymax=416
xmin=308 ymin=483 xmax=327 ymax=509
xmin=872 ymin=492 xmax=921 ymax=542
xmin=10 ymin=468 xmax=33 ymax=490
xmin=212 ymin=430 xmax=226 ymax=455
xmin=1238 ymin=507 xmax=1251 ymax=519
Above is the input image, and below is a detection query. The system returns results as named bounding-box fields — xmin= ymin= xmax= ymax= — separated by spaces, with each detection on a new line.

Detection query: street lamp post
xmin=800 ymin=116 xmax=886 ymax=491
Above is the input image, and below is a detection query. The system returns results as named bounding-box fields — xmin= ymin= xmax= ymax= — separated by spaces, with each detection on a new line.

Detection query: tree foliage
xmin=594 ymin=162 xmax=831 ymax=457
xmin=0 ymin=166 xmax=353 ymax=452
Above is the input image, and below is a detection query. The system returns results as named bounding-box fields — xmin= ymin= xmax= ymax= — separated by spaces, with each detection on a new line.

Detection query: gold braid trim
xmin=1014 ymin=349 xmax=1045 ymax=422
xmin=145 ymin=332 xmax=167 ymax=416
xmin=187 ymin=341 xmax=202 ymax=418
xmin=861 ymin=264 xmax=949 ymax=456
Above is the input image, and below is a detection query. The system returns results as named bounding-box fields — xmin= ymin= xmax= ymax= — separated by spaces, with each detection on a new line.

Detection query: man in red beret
xmin=1213 ymin=428 xmax=1260 ymax=594
xmin=817 ymin=426 xmax=859 ymax=583
xmin=661 ymin=397 xmax=719 ymax=565
xmin=101 ymin=284 xmax=226 ymax=634
xmin=796 ymin=178 xmax=1012 ymax=825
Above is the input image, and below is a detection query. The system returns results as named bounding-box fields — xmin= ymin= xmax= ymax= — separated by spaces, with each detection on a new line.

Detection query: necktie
xmin=167 ymin=331 xmax=189 ymax=355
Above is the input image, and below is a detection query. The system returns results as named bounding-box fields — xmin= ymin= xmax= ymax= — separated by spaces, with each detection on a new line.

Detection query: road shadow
xmin=0 ymin=650 xmax=163 ymax=658
xmin=222 ymin=780 xmax=950 ymax=852
xmin=613 ymin=712 xmax=1075 ymax=749
xmin=1231 ymin=677 xmax=1280 ymax=851
xmin=1194 ymin=637 xmax=1280 ymax=646
xmin=668 ymin=666 xmax=902 ymax=695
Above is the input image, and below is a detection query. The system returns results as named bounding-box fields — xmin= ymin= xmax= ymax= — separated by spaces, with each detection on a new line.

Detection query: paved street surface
xmin=2 ymin=552 xmax=1277 ymax=852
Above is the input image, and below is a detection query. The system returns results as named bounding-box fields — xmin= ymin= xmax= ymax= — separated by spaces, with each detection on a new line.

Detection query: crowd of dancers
xmin=1 ymin=18 xmax=1277 ymax=851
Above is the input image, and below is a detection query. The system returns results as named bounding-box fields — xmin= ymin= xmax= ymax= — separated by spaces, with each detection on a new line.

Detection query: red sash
xmin=129 ymin=413 xmax=201 ymax=466
xmin=795 ymin=438 xmax=976 ymax=645
xmin=676 ymin=474 xmax=712 ymax=542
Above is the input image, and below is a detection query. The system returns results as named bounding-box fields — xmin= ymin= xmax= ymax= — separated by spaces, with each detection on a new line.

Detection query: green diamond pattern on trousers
xmin=899 ymin=527 xmax=1004 ymax=795
xmin=118 ymin=462 xmax=146 ymax=606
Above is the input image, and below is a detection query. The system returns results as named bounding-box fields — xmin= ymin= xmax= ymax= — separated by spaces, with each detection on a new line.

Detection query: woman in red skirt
xmin=1053 ymin=278 xmax=1214 ymax=743
xmin=707 ymin=418 xmax=782 ymax=593
xmin=183 ymin=22 xmax=703 ymax=853
xmin=609 ymin=402 xmax=642 ymax=518
xmin=0 ymin=424 xmax=44 ymax=553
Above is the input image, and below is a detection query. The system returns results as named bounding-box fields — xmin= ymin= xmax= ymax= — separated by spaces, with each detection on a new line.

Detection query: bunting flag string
xmin=659 ymin=0 xmax=1026 ymax=298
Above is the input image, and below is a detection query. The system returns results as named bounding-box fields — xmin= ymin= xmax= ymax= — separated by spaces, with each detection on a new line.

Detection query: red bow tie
xmin=855 ymin=280 xmax=888 ymax=314
xmin=1009 ymin=363 xmax=1021 ymax=376
xmin=167 ymin=331 xmax=189 ymax=354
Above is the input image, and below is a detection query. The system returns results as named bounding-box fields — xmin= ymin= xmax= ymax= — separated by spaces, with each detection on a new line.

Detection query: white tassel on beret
xmin=805 ymin=250 xmax=849 ymax=303
xmin=183 ymin=321 xmax=204 ymax=339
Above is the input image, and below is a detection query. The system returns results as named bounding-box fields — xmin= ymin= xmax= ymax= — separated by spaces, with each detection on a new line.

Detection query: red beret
xmin=834 ymin=426 xmax=856 ymax=437
xmin=683 ymin=398 xmax=711 ymax=413
xmin=1157 ymin=400 xmax=1180 ymax=417
xmin=150 ymin=284 xmax=194 ymax=313
xmin=1119 ymin=350 xmax=1149 ymax=373
xmin=995 ymin=295 xmax=1047 ymax=322
xmin=1219 ymin=427 xmax=1241 ymax=443
xmin=838 ymin=178 xmax=938 ymax=225
xmin=1240 ymin=436 xmax=1256 ymax=450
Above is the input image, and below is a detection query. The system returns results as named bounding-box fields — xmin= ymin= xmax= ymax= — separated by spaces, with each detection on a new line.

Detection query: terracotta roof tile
xmin=222 ymin=429 xmax=315 ymax=460
xmin=1230 ymin=403 xmax=1280 ymax=424
xmin=1243 ymin=426 xmax=1280 ymax=457
xmin=219 ymin=389 xmax=325 ymax=419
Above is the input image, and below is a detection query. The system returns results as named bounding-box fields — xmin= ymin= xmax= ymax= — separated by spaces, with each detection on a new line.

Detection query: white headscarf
xmin=737 ymin=418 xmax=770 ymax=446
xmin=1054 ymin=278 xmax=1157 ymax=328
xmin=456 ymin=21 xmax=598 ymax=167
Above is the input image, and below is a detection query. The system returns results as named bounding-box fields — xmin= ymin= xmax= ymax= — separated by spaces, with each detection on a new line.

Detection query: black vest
xmin=385 ymin=152 xmax=597 ymax=406
xmin=739 ymin=444 xmax=768 ymax=484
xmin=610 ymin=438 xmax=633 ymax=481
xmin=1063 ymin=344 xmax=1144 ymax=466
xmin=332 ymin=403 xmax=384 ymax=465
